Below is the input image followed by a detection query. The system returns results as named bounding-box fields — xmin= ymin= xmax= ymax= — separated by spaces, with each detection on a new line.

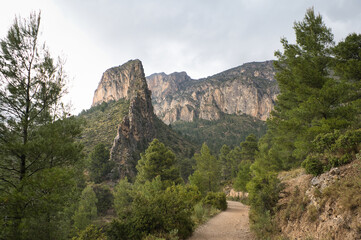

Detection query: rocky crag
xmin=146 ymin=61 xmax=278 ymax=124
xmin=92 ymin=60 xmax=193 ymax=180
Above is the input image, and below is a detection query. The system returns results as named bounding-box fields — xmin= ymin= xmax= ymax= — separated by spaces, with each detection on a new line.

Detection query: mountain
xmin=86 ymin=60 xmax=195 ymax=180
xmin=146 ymin=61 xmax=278 ymax=124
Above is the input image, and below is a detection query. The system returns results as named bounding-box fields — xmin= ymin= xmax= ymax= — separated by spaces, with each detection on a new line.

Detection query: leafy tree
xmin=189 ymin=143 xmax=221 ymax=194
xmin=136 ymin=139 xmax=182 ymax=186
xmin=73 ymin=185 xmax=98 ymax=231
xmin=0 ymin=12 xmax=83 ymax=239
xmin=88 ymin=143 xmax=112 ymax=183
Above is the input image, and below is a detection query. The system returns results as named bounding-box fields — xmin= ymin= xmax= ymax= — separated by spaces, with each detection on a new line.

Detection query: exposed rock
xmin=146 ymin=61 xmax=279 ymax=124
xmin=276 ymin=161 xmax=361 ymax=240
xmin=92 ymin=59 xmax=149 ymax=106
xmin=93 ymin=60 xmax=194 ymax=180
xmin=103 ymin=60 xmax=156 ymax=179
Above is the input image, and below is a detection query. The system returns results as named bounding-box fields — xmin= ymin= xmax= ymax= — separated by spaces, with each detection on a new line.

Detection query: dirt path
xmin=188 ymin=201 xmax=254 ymax=240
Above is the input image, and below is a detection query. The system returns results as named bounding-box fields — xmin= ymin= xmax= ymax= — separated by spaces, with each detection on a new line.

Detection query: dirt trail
xmin=188 ymin=201 xmax=254 ymax=240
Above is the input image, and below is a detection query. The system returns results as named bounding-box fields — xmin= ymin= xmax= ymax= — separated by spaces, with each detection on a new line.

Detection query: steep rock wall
xmin=146 ymin=61 xmax=279 ymax=124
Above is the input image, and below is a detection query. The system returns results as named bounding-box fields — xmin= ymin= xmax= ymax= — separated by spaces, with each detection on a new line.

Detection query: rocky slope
xmin=276 ymin=159 xmax=361 ymax=240
xmin=146 ymin=61 xmax=278 ymax=124
xmin=92 ymin=60 xmax=194 ymax=180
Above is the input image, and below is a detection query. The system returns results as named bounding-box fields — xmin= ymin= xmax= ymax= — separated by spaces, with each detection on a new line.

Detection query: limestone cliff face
xmin=92 ymin=59 xmax=149 ymax=106
xmin=103 ymin=60 xmax=156 ymax=179
xmin=146 ymin=61 xmax=278 ymax=124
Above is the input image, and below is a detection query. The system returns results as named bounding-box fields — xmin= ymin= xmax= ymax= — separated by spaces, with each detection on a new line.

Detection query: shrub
xmin=202 ymin=192 xmax=227 ymax=211
xmin=302 ymin=155 xmax=324 ymax=176
xmin=72 ymin=225 xmax=106 ymax=240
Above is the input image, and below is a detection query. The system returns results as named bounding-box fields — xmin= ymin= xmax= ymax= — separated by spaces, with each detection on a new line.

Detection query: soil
xmin=188 ymin=201 xmax=254 ymax=240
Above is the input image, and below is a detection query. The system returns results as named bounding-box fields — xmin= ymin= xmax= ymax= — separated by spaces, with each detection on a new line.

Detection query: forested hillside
xmin=172 ymin=114 xmax=266 ymax=152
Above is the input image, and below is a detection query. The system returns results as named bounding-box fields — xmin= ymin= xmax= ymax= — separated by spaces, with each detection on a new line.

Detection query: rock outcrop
xmin=96 ymin=60 xmax=156 ymax=179
xmin=146 ymin=61 xmax=279 ymax=124
xmin=276 ymin=161 xmax=361 ymax=240
xmin=93 ymin=60 xmax=194 ymax=180
xmin=92 ymin=59 xmax=150 ymax=106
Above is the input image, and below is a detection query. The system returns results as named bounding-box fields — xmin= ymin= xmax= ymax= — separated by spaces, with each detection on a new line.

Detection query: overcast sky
xmin=1 ymin=0 xmax=361 ymax=114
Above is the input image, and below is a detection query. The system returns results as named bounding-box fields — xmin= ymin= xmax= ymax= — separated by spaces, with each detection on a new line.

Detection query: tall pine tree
xmin=0 ymin=12 xmax=83 ymax=239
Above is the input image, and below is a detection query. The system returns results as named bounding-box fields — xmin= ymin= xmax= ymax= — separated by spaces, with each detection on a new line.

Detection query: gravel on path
xmin=188 ymin=201 xmax=254 ymax=240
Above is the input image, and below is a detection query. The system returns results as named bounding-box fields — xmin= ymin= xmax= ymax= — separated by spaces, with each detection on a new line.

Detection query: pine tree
xmin=189 ymin=143 xmax=221 ymax=194
xmin=136 ymin=139 xmax=182 ymax=186
xmin=0 ymin=12 xmax=83 ymax=239
xmin=73 ymin=185 xmax=98 ymax=231
xmin=88 ymin=143 xmax=112 ymax=183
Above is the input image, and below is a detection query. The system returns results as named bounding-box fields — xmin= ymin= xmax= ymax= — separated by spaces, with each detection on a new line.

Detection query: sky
xmin=1 ymin=0 xmax=361 ymax=114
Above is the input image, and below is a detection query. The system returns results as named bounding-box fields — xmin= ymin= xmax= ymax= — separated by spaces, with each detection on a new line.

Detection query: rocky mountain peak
xmin=92 ymin=59 xmax=149 ymax=106
xmin=103 ymin=60 xmax=156 ymax=179
xmin=146 ymin=71 xmax=192 ymax=101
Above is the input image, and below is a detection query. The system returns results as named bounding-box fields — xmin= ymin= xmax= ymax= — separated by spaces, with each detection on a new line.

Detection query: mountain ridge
xmin=146 ymin=60 xmax=279 ymax=124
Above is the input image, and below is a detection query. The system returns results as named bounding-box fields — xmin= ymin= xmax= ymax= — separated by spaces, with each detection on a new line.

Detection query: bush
xmin=72 ymin=225 xmax=106 ymax=240
xmin=302 ymin=155 xmax=324 ymax=176
xmin=110 ymin=178 xmax=196 ymax=239
xmin=202 ymin=192 xmax=227 ymax=211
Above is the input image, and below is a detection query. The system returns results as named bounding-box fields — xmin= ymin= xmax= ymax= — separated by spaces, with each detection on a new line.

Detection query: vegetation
xmin=244 ymin=8 xmax=361 ymax=239
xmin=136 ymin=139 xmax=183 ymax=186
xmin=78 ymin=99 xmax=130 ymax=153
xmin=88 ymin=143 xmax=113 ymax=183
xmin=0 ymin=12 xmax=83 ymax=240
xmin=189 ymin=143 xmax=221 ymax=195
xmin=172 ymin=114 xmax=266 ymax=153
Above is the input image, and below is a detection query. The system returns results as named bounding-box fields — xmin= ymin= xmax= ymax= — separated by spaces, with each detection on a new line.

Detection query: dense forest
xmin=1 ymin=8 xmax=360 ymax=240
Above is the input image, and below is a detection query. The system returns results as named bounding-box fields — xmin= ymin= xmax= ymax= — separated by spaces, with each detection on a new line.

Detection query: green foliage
xmin=113 ymin=177 xmax=133 ymax=219
xmin=136 ymin=139 xmax=183 ymax=186
xmin=234 ymin=160 xmax=252 ymax=192
xmin=219 ymin=145 xmax=232 ymax=181
xmin=247 ymin=171 xmax=282 ymax=239
xmin=202 ymin=192 xmax=227 ymax=211
xmin=191 ymin=202 xmax=220 ymax=226
xmin=178 ymin=157 xmax=196 ymax=182
xmin=0 ymin=12 xmax=83 ymax=239
xmin=110 ymin=177 xmax=197 ymax=239
xmin=240 ymin=134 xmax=259 ymax=161
xmin=72 ymin=225 xmax=106 ymax=240
xmin=172 ymin=114 xmax=266 ymax=153
xmin=88 ymin=143 xmax=113 ymax=183
xmin=73 ymin=185 xmax=98 ymax=231
xmin=78 ymin=99 xmax=130 ymax=154
xmin=301 ymin=155 xmax=324 ymax=176
xmin=189 ymin=143 xmax=221 ymax=194
xmin=303 ymin=129 xmax=361 ymax=175
xmin=93 ymin=184 xmax=114 ymax=216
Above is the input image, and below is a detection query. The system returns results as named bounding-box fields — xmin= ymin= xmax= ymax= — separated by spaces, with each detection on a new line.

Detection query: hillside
xmin=276 ymin=158 xmax=361 ymax=239
xmin=171 ymin=114 xmax=266 ymax=153
xmin=78 ymin=99 xmax=130 ymax=154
